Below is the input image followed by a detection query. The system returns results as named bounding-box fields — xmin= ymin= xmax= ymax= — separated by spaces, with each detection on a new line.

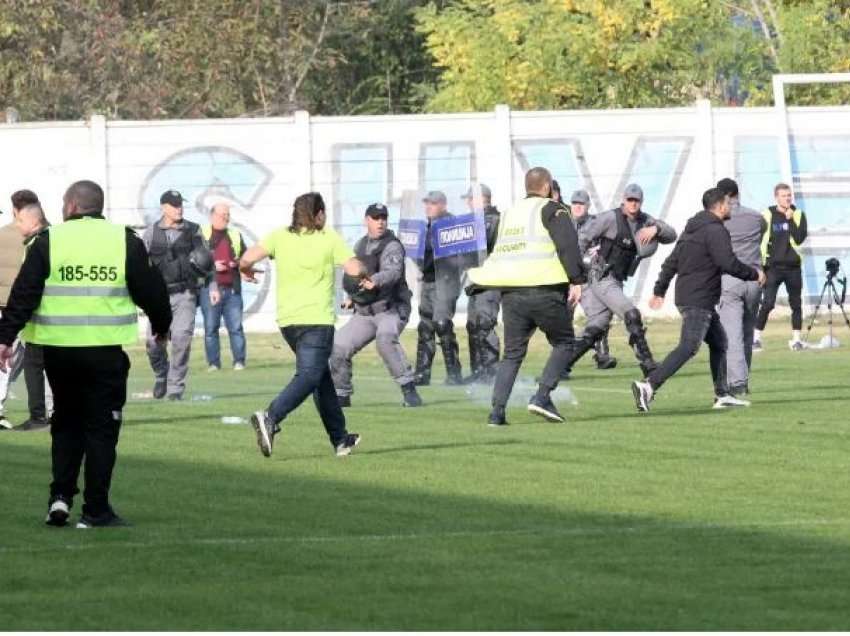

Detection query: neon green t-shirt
xmin=260 ymin=226 xmax=353 ymax=327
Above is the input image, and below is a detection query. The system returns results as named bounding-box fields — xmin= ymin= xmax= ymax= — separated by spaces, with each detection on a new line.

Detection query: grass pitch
xmin=1 ymin=320 xmax=849 ymax=630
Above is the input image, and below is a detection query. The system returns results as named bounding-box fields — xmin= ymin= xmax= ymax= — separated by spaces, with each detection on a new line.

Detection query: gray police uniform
xmin=573 ymin=213 xmax=615 ymax=369
xmin=330 ymin=231 xmax=415 ymax=397
xmin=718 ymin=203 xmax=765 ymax=394
xmin=568 ymin=207 xmax=677 ymax=375
xmin=465 ymin=205 xmax=501 ymax=380
xmin=143 ymin=219 xmax=214 ymax=398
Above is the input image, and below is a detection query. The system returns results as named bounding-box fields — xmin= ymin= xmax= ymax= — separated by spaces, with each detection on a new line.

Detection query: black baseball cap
xmin=160 ymin=190 xmax=184 ymax=207
xmin=365 ymin=203 xmax=389 ymax=218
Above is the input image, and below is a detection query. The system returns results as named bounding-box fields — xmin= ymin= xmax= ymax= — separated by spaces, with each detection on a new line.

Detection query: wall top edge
xmin=2 ymin=103 xmax=849 ymax=130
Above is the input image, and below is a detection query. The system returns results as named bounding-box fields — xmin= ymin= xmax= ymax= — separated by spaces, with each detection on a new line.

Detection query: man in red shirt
xmin=200 ymin=203 xmax=248 ymax=371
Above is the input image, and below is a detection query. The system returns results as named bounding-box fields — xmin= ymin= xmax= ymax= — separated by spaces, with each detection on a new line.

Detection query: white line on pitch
xmin=2 ymin=518 xmax=847 ymax=555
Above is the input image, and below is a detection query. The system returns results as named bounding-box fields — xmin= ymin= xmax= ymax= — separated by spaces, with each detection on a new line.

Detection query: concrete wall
xmin=3 ymin=101 xmax=849 ymax=330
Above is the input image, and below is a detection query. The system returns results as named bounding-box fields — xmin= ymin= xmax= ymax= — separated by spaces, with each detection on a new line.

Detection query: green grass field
xmin=1 ymin=319 xmax=849 ymax=630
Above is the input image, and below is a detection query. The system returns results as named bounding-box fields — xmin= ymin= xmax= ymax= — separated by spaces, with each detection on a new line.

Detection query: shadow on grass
xmin=1 ymin=444 xmax=849 ymax=631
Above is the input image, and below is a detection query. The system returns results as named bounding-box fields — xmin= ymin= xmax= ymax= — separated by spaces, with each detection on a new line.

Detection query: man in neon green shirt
xmin=240 ymin=192 xmax=365 ymax=458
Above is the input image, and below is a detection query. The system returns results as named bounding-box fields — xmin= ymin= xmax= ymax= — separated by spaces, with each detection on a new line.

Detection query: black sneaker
xmin=595 ymin=356 xmax=618 ymax=370
xmin=45 ymin=496 xmax=71 ymax=527
xmin=15 ymin=418 xmax=50 ymax=431
xmin=401 ymin=383 xmax=423 ymax=407
xmin=412 ymin=373 xmax=430 ymax=387
xmin=337 ymin=395 xmax=352 ymax=408
xmin=527 ymin=394 xmax=565 ymax=423
xmin=488 ymin=407 xmax=508 ymax=427
xmin=251 ymin=410 xmax=277 ymax=457
xmin=335 ymin=433 xmax=361 ymax=457
xmin=153 ymin=378 xmax=167 ymax=399
xmin=167 ymin=393 xmax=183 ymax=401
xmin=76 ymin=508 xmax=131 ymax=529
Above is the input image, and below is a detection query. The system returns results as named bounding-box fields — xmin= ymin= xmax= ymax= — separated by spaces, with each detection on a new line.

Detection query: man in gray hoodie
xmin=716 ymin=178 xmax=766 ymax=397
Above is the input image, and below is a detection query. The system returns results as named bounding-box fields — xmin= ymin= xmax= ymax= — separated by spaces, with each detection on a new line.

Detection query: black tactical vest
xmin=148 ymin=220 xmax=200 ymax=294
xmin=342 ymin=231 xmax=409 ymax=307
xmin=598 ymin=209 xmax=638 ymax=282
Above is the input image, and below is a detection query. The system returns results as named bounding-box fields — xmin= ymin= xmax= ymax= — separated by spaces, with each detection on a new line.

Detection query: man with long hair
xmin=240 ymin=192 xmax=365 ymax=457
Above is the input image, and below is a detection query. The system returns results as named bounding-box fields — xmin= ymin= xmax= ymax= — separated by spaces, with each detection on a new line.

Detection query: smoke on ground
xmin=463 ymin=377 xmax=578 ymax=408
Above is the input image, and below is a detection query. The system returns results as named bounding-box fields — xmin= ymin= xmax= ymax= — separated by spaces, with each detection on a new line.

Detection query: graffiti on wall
xmin=137 ymin=147 xmax=273 ymax=315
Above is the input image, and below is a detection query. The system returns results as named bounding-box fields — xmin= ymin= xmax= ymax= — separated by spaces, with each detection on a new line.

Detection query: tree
xmin=414 ymin=0 xmax=850 ymax=111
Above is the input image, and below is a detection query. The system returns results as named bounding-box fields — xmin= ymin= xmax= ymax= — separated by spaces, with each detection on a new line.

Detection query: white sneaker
xmin=207 ymin=365 xmax=220 ymax=373
xmin=713 ymin=394 xmax=751 ymax=409
xmin=45 ymin=498 xmax=70 ymax=526
xmin=788 ymin=340 xmax=805 ymax=351
xmin=233 ymin=362 xmax=245 ymax=371
xmin=631 ymin=380 xmax=654 ymax=412
xmin=0 ymin=416 xmax=12 ymax=430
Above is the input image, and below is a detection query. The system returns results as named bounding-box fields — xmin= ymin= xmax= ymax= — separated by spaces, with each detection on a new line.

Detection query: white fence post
xmin=695 ymin=99 xmax=715 ymax=186
xmin=494 ymin=104 xmax=514 ymax=204
xmin=89 ymin=114 xmax=110 ymax=217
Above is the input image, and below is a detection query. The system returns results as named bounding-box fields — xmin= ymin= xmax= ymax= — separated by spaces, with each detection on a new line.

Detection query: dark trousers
xmin=756 ymin=266 xmax=803 ymax=330
xmin=45 ymin=345 xmax=129 ymax=517
xmin=647 ymin=306 xmax=729 ymax=397
xmin=23 ymin=343 xmax=50 ymax=420
xmin=268 ymin=325 xmax=347 ymax=447
xmin=491 ymin=288 xmax=575 ymax=409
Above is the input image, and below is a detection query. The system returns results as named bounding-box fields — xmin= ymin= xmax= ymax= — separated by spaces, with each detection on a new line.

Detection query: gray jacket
xmin=579 ymin=207 xmax=677 ymax=278
xmin=722 ymin=203 xmax=766 ymax=290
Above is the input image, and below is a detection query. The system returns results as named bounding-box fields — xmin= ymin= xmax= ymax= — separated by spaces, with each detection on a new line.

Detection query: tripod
xmin=803 ymin=271 xmax=850 ymax=347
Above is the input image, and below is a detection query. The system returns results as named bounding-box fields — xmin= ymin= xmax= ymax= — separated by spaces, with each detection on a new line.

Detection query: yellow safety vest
xmin=22 ymin=218 xmax=137 ymax=346
xmin=761 ymin=208 xmax=803 ymax=266
xmin=201 ymin=225 xmax=242 ymax=254
xmin=467 ymin=197 xmax=570 ymax=288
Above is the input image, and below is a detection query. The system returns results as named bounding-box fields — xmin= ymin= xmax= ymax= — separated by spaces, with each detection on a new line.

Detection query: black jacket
xmin=0 ymin=213 xmax=172 ymax=346
xmin=654 ymin=210 xmax=758 ymax=310
xmin=764 ymin=205 xmax=807 ymax=268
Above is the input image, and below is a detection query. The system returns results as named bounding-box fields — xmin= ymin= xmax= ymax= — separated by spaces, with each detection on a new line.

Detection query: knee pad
xmin=435 ymin=319 xmax=454 ymax=337
xmin=582 ymin=324 xmax=606 ymax=345
xmin=623 ymin=308 xmax=645 ymax=335
xmin=418 ymin=320 xmax=434 ymax=338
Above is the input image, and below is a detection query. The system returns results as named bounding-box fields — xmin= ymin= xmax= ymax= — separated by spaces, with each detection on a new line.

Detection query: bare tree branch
xmin=749 ymin=0 xmax=780 ymax=67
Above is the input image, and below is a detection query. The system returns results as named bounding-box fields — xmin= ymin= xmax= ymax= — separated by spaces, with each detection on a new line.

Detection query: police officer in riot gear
xmin=330 ymin=203 xmax=422 ymax=408
xmin=550 ymin=183 xmax=617 ymax=374
xmin=413 ymin=191 xmax=463 ymax=386
xmin=560 ymin=183 xmax=677 ymax=377
xmin=143 ymin=190 xmax=215 ymax=400
xmin=567 ymin=188 xmax=617 ymax=370
xmin=461 ymin=183 xmax=501 ymax=384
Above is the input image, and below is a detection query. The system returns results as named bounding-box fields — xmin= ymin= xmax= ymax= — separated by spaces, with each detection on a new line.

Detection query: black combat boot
xmin=593 ymin=334 xmax=618 ymax=370
xmin=624 ymin=309 xmax=657 ymax=377
xmin=414 ymin=322 xmax=436 ymax=386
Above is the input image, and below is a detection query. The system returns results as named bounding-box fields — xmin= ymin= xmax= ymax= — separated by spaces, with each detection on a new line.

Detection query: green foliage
xmin=415 ymin=0 xmax=850 ymax=111
xmin=0 ymin=0 xmax=441 ymax=120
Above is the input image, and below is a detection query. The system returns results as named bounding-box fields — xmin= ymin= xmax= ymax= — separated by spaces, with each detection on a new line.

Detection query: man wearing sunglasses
xmin=559 ymin=183 xmax=677 ymax=378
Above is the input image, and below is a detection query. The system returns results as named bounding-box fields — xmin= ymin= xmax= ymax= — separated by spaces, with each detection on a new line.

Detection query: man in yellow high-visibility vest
xmin=0 ymin=180 xmax=171 ymax=528
xmin=466 ymin=167 xmax=585 ymax=426
xmin=753 ymin=182 xmax=808 ymax=351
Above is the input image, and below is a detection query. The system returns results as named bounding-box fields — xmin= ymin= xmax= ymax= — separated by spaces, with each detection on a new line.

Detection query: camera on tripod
xmin=825 ymin=257 xmax=841 ymax=279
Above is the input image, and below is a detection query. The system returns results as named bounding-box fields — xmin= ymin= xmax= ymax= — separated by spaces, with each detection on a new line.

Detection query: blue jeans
xmin=268 ymin=326 xmax=347 ymax=447
xmin=199 ymin=286 xmax=246 ymax=367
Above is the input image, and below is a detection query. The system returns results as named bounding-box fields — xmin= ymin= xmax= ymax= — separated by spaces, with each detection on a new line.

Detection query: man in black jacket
xmin=0 ymin=180 xmax=171 ymax=527
xmin=632 ymin=188 xmax=766 ymax=412
xmin=753 ymin=183 xmax=808 ymax=351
